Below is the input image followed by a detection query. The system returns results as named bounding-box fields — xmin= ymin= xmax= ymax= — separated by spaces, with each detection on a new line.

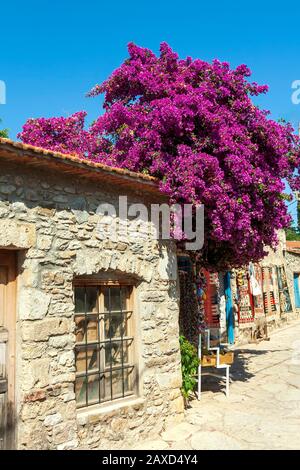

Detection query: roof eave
xmin=0 ymin=139 xmax=164 ymax=198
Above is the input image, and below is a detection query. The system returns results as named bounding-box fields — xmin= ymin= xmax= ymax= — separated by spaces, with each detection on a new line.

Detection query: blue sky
xmin=1 ymin=0 xmax=300 ymax=220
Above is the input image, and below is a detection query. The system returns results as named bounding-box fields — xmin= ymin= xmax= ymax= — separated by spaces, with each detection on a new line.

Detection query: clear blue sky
xmin=1 ymin=0 xmax=300 ymax=220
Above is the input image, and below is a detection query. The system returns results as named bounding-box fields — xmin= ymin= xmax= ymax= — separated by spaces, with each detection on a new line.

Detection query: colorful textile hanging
xmin=202 ymin=270 xmax=220 ymax=327
xmin=178 ymin=255 xmax=220 ymax=345
xmin=262 ymin=266 xmax=279 ymax=316
xmin=250 ymin=263 xmax=264 ymax=318
xmin=225 ymin=271 xmax=235 ymax=343
xmin=276 ymin=265 xmax=292 ymax=314
xmin=236 ymin=269 xmax=255 ymax=323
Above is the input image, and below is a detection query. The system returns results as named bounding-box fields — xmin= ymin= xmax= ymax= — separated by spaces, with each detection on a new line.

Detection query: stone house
xmin=0 ymin=138 xmax=184 ymax=450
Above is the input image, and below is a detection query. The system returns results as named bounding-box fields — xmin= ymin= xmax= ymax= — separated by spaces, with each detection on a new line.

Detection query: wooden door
xmin=0 ymin=251 xmax=16 ymax=450
xmin=294 ymin=273 xmax=300 ymax=308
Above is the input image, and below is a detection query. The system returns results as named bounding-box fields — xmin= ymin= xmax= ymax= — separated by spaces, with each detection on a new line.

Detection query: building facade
xmin=178 ymin=231 xmax=299 ymax=346
xmin=233 ymin=230 xmax=295 ymax=344
xmin=0 ymin=139 xmax=184 ymax=450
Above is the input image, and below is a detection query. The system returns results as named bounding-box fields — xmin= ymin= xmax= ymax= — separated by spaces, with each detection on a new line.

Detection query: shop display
xmin=202 ymin=270 xmax=220 ymax=328
xmin=262 ymin=266 xmax=279 ymax=316
xmin=236 ymin=269 xmax=254 ymax=323
xmin=276 ymin=265 xmax=292 ymax=314
xmin=250 ymin=263 xmax=264 ymax=318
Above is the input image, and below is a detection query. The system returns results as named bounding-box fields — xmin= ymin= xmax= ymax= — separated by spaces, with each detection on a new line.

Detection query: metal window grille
xmin=74 ymin=284 xmax=135 ymax=408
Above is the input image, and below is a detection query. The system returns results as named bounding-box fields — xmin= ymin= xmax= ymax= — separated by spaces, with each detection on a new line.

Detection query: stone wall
xmin=0 ymin=160 xmax=184 ymax=450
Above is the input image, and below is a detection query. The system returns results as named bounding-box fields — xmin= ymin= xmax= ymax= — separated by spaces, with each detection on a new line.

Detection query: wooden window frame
xmin=73 ymin=279 xmax=137 ymax=409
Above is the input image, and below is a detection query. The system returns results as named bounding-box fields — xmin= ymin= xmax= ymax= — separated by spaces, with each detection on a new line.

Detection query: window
xmin=74 ymin=282 xmax=136 ymax=408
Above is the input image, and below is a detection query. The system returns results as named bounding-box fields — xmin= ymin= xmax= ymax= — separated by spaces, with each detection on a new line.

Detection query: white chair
xmin=197 ymin=329 xmax=230 ymax=399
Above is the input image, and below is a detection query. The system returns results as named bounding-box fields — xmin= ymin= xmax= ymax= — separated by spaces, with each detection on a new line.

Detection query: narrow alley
xmin=134 ymin=321 xmax=300 ymax=450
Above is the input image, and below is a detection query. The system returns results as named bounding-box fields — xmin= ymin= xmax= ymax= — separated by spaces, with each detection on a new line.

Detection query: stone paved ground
xmin=133 ymin=320 xmax=300 ymax=450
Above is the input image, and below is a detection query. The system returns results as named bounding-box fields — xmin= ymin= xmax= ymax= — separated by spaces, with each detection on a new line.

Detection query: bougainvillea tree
xmin=18 ymin=43 xmax=300 ymax=270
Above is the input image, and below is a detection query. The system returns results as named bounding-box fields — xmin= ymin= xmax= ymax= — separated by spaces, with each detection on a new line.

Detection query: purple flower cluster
xmin=18 ymin=43 xmax=300 ymax=270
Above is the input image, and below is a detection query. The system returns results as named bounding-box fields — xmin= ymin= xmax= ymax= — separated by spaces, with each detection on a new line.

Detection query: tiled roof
xmin=286 ymin=241 xmax=300 ymax=254
xmin=0 ymin=138 xmax=161 ymax=196
xmin=286 ymin=241 xmax=300 ymax=248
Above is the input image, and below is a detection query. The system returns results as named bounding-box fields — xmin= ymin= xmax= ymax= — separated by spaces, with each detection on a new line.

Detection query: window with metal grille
xmin=74 ymin=282 xmax=136 ymax=408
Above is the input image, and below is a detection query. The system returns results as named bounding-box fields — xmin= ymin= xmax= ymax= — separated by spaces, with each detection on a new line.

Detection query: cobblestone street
xmin=134 ymin=320 xmax=300 ymax=450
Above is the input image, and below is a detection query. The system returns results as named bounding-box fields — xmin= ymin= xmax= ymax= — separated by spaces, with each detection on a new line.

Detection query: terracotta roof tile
xmin=0 ymin=138 xmax=162 ymax=196
xmin=286 ymin=241 xmax=300 ymax=248
xmin=286 ymin=241 xmax=300 ymax=254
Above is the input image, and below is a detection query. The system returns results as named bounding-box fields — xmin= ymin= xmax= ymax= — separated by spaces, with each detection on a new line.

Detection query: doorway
xmin=0 ymin=250 xmax=16 ymax=450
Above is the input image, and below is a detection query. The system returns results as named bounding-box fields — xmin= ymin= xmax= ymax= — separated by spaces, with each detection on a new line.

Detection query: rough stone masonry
xmin=0 ymin=144 xmax=184 ymax=450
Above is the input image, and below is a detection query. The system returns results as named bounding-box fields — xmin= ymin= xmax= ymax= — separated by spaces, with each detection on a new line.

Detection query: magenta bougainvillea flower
xmin=18 ymin=43 xmax=300 ymax=270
